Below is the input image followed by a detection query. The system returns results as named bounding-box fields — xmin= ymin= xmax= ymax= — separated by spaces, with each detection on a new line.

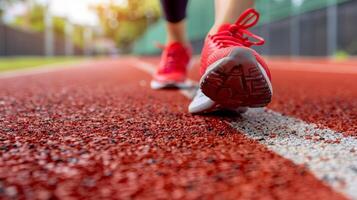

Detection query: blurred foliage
xmin=3 ymin=0 xmax=161 ymax=52
xmin=334 ymin=50 xmax=349 ymax=60
xmin=0 ymin=0 xmax=25 ymax=22
xmin=11 ymin=3 xmax=62 ymax=33
xmin=72 ymin=25 xmax=86 ymax=48
xmin=10 ymin=2 xmax=85 ymax=48
xmin=12 ymin=4 xmax=45 ymax=32
xmin=95 ymin=0 xmax=161 ymax=52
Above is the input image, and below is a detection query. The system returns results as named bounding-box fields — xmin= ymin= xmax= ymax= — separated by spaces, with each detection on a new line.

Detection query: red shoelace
xmin=211 ymin=8 xmax=265 ymax=48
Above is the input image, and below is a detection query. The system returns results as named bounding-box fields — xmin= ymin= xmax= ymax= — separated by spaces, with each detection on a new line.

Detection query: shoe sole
xmin=188 ymin=87 xmax=249 ymax=114
xmin=200 ymin=48 xmax=272 ymax=108
xmin=150 ymin=80 xmax=192 ymax=90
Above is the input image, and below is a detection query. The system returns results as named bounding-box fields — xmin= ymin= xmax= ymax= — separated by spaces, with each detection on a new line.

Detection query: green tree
xmin=10 ymin=2 xmax=84 ymax=48
xmin=95 ymin=0 xmax=161 ymax=52
xmin=12 ymin=3 xmax=65 ymax=34
xmin=0 ymin=0 xmax=25 ymax=23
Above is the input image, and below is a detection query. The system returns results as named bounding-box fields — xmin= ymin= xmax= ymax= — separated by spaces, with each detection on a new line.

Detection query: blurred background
xmin=0 ymin=0 xmax=356 ymax=71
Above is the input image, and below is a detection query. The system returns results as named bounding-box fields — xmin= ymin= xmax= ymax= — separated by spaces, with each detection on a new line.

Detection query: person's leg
xmin=160 ymin=0 xmax=189 ymax=45
xmin=151 ymin=0 xmax=192 ymax=90
xmin=210 ymin=0 xmax=255 ymax=34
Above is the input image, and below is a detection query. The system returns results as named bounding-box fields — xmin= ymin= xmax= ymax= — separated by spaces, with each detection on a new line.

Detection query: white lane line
xmin=232 ymin=108 xmax=357 ymax=200
xmin=0 ymin=60 xmax=91 ymax=79
xmin=134 ymin=58 xmax=357 ymax=200
xmin=131 ymin=58 xmax=156 ymax=74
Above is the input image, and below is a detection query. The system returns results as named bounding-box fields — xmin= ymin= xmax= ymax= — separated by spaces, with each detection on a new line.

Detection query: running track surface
xmin=0 ymin=57 xmax=356 ymax=199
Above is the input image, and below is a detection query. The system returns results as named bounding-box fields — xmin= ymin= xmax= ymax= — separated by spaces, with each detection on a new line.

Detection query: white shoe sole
xmin=188 ymin=88 xmax=248 ymax=114
xmin=150 ymin=80 xmax=192 ymax=90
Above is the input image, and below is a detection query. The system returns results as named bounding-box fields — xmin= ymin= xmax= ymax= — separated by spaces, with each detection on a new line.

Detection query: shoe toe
xmin=188 ymin=89 xmax=216 ymax=114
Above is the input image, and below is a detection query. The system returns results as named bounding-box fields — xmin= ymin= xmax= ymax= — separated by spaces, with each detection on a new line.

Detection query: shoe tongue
xmin=217 ymin=24 xmax=231 ymax=33
xmin=166 ymin=42 xmax=185 ymax=50
xmin=170 ymin=41 xmax=189 ymax=47
xmin=166 ymin=42 xmax=192 ymax=54
xmin=168 ymin=41 xmax=181 ymax=47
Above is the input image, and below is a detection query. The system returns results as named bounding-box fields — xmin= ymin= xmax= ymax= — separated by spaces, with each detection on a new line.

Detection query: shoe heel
xmin=200 ymin=48 xmax=272 ymax=108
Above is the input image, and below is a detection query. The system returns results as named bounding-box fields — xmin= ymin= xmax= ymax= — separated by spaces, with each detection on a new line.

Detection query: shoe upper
xmin=200 ymin=8 xmax=271 ymax=80
xmin=153 ymin=42 xmax=192 ymax=83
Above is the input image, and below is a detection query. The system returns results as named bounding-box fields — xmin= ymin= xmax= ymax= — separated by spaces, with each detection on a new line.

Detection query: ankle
xmin=208 ymin=25 xmax=219 ymax=35
xmin=166 ymin=37 xmax=190 ymax=46
xmin=166 ymin=21 xmax=189 ymax=46
xmin=208 ymin=22 xmax=225 ymax=35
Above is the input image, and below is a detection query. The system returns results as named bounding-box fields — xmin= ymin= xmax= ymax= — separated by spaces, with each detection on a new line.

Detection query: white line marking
xmin=0 ymin=60 xmax=91 ymax=79
xmin=232 ymin=108 xmax=357 ymax=200
xmin=134 ymin=59 xmax=357 ymax=200
xmin=131 ymin=59 xmax=155 ymax=74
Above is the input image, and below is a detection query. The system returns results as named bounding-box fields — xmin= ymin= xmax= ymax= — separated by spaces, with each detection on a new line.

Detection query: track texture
xmin=268 ymin=68 xmax=357 ymax=137
xmin=186 ymin=57 xmax=357 ymax=137
xmin=0 ymin=58 xmax=347 ymax=199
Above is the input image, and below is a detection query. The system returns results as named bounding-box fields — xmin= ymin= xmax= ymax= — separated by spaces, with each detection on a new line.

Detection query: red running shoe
xmin=151 ymin=42 xmax=192 ymax=89
xmin=189 ymin=8 xmax=273 ymax=114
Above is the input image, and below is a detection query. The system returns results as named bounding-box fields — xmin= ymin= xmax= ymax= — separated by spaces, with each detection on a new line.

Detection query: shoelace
xmin=211 ymin=8 xmax=265 ymax=48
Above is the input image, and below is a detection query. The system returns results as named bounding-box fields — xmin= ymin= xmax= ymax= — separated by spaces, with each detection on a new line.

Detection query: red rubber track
xmin=181 ymin=57 xmax=357 ymax=137
xmin=0 ymin=58 xmax=345 ymax=199
xmin=268 ymin=66 xmax=357 ymax=137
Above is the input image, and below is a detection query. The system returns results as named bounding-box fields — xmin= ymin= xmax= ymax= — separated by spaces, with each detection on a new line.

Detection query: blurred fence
xmin=254 ymin=0 xmax=357 ymax=56
xmin=0 ymin=24 xmax=83 ymax=56
xmin=133 ymin=0 xmax=357 ymax=56
xmin=257 ymin=0 xmax=348 ymax=24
